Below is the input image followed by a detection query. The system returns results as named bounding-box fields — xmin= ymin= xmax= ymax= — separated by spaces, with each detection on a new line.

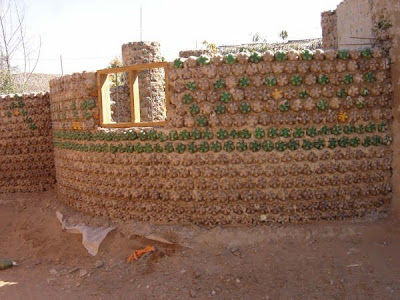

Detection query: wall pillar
xmin=122 ymin=41 xmax=166 ymax=122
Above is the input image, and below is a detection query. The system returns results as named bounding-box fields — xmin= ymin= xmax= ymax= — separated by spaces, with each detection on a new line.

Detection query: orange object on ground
xmin=127 ymin=246 xmax=155 ymax=263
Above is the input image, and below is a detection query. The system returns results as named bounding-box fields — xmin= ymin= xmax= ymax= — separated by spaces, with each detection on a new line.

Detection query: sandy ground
xmin=0 ymin=190 xmax=399 ymax=300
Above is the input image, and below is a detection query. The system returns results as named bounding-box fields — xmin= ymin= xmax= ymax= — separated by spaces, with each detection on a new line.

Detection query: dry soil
xmin=0 ymin=190 xmax=399 ymax=300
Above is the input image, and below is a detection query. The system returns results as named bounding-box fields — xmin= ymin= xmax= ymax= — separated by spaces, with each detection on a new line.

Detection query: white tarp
xmin=56 ymin=211 xmax=116 ymax=256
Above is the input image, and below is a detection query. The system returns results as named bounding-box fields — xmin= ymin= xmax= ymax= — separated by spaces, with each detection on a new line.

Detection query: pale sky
xmin=12 ymin=0 xmax=342 ymax=75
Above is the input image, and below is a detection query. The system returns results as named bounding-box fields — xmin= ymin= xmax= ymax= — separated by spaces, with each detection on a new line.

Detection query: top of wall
xmin=0 ymin=91 xmax=49 ymax=100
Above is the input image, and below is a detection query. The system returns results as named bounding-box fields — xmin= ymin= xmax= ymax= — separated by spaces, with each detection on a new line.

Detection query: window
xmin=97 ymin=62 xmax=169 ymax=128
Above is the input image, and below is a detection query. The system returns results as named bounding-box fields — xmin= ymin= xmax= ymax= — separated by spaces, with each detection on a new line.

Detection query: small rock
xmin=76 ymin=282 xmax=81 ymax=287
xmin=189 ymin=289 xmax=197 ymax=298
xmin=95 ymin=260 xmax=104 ymax=268
xmin=347 ymin=248 xmax=360 ymax=255
xmin=211 ymin=290 xmax=216 ymax=296
xmin=46 ymin=278 xmax=56 ymax=284
xmin=66 ymin=267 xmax=79 ymax=274
xmin=236 ymin=278 xmax=241 ymax=283
xmin=230 ymin=247 xmax=241 ymax=256
xmin=330 ymin=279 xmax=334 ymax=285
xmin=49 ymin=269 xmax=58 ymax=275
xmin=79 ymin=269 xmax=88 ymax=278
xmin=194 ymin=271 xmax=201 ymax=279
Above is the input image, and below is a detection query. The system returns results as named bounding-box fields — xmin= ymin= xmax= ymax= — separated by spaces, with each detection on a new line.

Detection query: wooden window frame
xmin=97 ymin=62 xmax=169 ymax=128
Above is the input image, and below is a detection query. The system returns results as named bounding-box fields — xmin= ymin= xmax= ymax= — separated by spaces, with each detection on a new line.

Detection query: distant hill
xmin=12 ymin=73 xmax=58 ymax=93
xmin=218 ymin=38 xmax=323 ymax=55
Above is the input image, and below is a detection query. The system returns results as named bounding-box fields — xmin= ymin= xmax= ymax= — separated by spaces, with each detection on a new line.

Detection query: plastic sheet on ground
xmin=56 ymin=211 xmax=116 ymax=256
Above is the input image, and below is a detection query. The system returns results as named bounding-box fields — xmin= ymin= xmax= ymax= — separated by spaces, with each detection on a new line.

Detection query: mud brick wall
xmin=121 ymin=41 xmax=166 ymax=122
xmin=369 ymin=0 xmax=397 ymax=52
xmin=0 ymin=93 xmax=55 ymax=193
xmin=373 ymin=0 xmax=400 ymax=215
xmin=323 ymin=0 xmax=400 ymax=215
xmin=50 ymin=47 xmax=393 ymax=226
xmin=336 ymin=0 xmax=375 ymax=50
xmin=322 ymin=0 xmax=396 ymax=51
xmin=321 ymin=10 xmax=338 ymax=49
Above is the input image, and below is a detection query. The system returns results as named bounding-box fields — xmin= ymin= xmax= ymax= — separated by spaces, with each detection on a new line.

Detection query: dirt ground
xmin=0 ymin=190 xmax=399 ymax=300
